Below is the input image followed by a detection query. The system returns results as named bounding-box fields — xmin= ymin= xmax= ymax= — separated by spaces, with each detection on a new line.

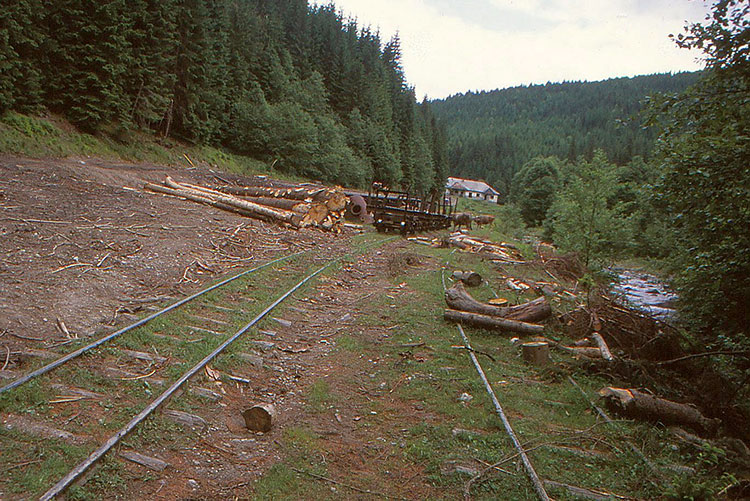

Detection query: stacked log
xmin=442 ymin=232 xmax=524 ymax=263
xmin=145 ymin=177 xmax=348 ymax=232
xmin=443 ymin=281 xmax=549 ymax=334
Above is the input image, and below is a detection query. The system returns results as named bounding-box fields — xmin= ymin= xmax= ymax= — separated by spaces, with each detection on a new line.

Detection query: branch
xmin=655 ymin=350 xmax=750 ymax=366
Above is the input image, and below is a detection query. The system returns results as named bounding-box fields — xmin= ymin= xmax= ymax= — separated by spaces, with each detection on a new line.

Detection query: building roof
xmin=446 ymin=177 xmax=500 ymax=196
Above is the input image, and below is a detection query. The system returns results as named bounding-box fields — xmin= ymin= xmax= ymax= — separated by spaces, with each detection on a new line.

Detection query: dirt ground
xmin=121 ymin=242 xmax=444 ymax=500
xmin=0 ymin=155 xmax=347 ymax=356
xmin=0 ymin=155 xmax=444 ymax=499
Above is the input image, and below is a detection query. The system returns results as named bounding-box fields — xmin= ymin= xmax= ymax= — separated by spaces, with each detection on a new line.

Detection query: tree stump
xmin=450 ymin=270 xmax=483 ymax=287
xmin=242 ymin=403 xmax=276 ymax=432
xmin=522 ymin=342 xmax=550 ymax=366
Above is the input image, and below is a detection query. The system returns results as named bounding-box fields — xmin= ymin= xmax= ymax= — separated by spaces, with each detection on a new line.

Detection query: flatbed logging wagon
xmin=363 ymin=185 xmax=454 ymax=235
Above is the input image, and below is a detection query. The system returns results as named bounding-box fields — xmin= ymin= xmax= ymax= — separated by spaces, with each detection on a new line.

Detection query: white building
xmin=445 ymin=177 xmax=500 ymax=203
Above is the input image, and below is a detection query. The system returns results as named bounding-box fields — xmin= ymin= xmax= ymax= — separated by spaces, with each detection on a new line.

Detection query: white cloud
xmin=320 ymin=0 xmax=710 ymax=99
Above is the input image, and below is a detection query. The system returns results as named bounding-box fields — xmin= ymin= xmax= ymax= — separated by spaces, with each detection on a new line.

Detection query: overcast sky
xmin=318 ymin=0 xmax=711 ymax=99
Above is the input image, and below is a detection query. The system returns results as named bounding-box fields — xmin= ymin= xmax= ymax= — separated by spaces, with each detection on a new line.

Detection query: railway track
xmin=0 ymin=237 xmax=392 ymax=499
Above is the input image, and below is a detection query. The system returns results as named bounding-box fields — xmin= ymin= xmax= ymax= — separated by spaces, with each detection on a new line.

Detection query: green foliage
xmin=0 ymin=0 xmax=45 ymax=113
xmin=510 ymin=156 xmax=562 ymax=226
xmin=432 ymin=73 xmax=700 ymax=198
xmin=0 ymin=0 xmax=448 ymax=191
xmin=545 ymin=150 xmax=629 ymax=266
xmin=655 ymin=0 xmax=750 ymax=338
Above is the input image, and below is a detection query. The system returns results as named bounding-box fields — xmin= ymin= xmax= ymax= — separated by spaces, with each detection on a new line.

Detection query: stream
xmin=611 ymin=269 xmax=678 ymax=321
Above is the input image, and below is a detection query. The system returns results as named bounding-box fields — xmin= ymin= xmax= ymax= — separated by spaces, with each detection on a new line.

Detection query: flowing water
xmin=611 ymin=269 xmax=678 ymax=321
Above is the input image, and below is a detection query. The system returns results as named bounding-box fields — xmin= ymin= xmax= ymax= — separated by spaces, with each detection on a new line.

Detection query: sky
xmin=317 ymin=0 xmax=712 ymax=99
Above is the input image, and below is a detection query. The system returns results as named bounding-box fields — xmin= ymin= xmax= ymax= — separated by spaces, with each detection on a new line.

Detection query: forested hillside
xmin=431 ymin=73 xmax=699 ymax=197
xmin=0 ymin=0 xmax=447 ymax=192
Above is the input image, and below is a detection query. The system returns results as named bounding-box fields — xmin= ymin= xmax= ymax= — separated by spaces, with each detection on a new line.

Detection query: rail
xmin=0 ymin=251 xmax=305 ymax=395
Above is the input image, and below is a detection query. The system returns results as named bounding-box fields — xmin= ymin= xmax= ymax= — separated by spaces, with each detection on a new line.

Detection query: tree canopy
xmin=0 ymin=0 xmax=448 ymax=192
xmin=431 ymin=73 xmax=700 ymax=199
xmin=655 ymin=0 xmax=750 ymax=338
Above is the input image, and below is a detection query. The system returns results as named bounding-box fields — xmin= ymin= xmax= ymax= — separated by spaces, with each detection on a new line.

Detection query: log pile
xmin=442 ymin=232 xmax=525 ymax=263
xmin=443 ymin=281 xmax=549 ymax=334
xmin=407 ymin=233 xmax=524 ymax=263
xmin=145 ymin=176 xmax=348 ymax=232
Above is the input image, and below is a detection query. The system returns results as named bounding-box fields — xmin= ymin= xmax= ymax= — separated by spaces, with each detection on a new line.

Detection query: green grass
xmin=250 ymin=427 xmax=334 ymax=499
xmin=0 ymin=111 xmax=278 ymax=179
xmin=306 ymin=379 xmax=333 ymax=413
xmin=310 ymin=236 xmax=734 ymax=500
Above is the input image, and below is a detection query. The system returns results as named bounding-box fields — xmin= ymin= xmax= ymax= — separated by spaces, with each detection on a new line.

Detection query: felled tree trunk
xmin=239 ymin=196 xmax=310 ymax=212
xmin=145 ymin=183 xmax=275 ymax=223
xmin=591 ymin=333 xmax=614 ymax=361
xmin=598 ymin=387 xmax=720 ymax=435
xmin=218 ymin=185 xmax=326 ymax=200
xmin=444 ymin=309 xmax=544 ymax=335
xmin=164 ymin=177 xmax=303 ymax=227
xmin=445 ymin=282 xmax=551 ymax=322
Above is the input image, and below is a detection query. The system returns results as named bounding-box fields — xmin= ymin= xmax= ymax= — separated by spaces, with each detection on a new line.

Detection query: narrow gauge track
xmin=0 ymin=251 xmax=304 ymax=396
xmin=0 ymin=238 xmax=390 ymax=500
xmin=440 ymin=256 xmax=550 ymax=500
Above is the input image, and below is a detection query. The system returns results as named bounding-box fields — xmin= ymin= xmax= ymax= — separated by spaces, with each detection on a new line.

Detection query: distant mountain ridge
xmin=430 ymin=72 xmax=701 ymax=197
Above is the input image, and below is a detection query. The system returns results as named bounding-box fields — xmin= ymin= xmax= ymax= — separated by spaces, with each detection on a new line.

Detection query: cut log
xmin=217 ymin=185 xmax=326 ymax=201
xmin=599 ymin=387 xmax=720 ymax=435
xmin=165 ymin=177 xmax=304 ymax=227
xmin=450 ymin=270 xmax=483 ymax=287
xmin=522 ymin=342 xmax=550 ymax=366
xmin=445 ymin=282 xmax=551 ymax=322
xmin=444 ymin=309 xmax=545 ymax=335
xmin=591 ymin=332 xmax=614 ymax=361
xmin=242 ymin=403 xmax=275 ymax=432
xmin=145 ymin=183 xmax=275 ymax=223
xmin=557 ymin=345 xmax=603 ymax=359
xmin=146 ymin=176 xmax=347 ymax=231
xmin=240 ymin=196 xmax=311 ymax=212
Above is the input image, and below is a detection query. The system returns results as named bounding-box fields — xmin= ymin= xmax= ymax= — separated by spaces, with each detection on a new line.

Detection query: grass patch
xmin=306 ymin=379 xmax=333 ymax=413
xmin=250 ymin=427 xmax=333 ymax=499
xmin=0 ymin=429 xmax=90 ymax=496
xmin=319 ymin=234 xmax=730 ymax=500
xmin=0 ymin=111 xmax=275 ymax=179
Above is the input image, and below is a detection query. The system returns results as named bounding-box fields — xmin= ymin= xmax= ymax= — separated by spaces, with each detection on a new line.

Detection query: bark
xmin=598 ymin=387 xmax=720 ymax=435
xmin=145 ymin=183 xmax=275 ymax=223
xmin=444 ymin=309 xmax=545 ymax=335
xmin=217 ymin=185 xmax=326 ymax=201
xmin=445 ymin=282 xmax=551 ymax=322
xmin=557 ymin=345 xmax=604 ymax=358
xmin=240 ymin=196 xmax=309 ymax=212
